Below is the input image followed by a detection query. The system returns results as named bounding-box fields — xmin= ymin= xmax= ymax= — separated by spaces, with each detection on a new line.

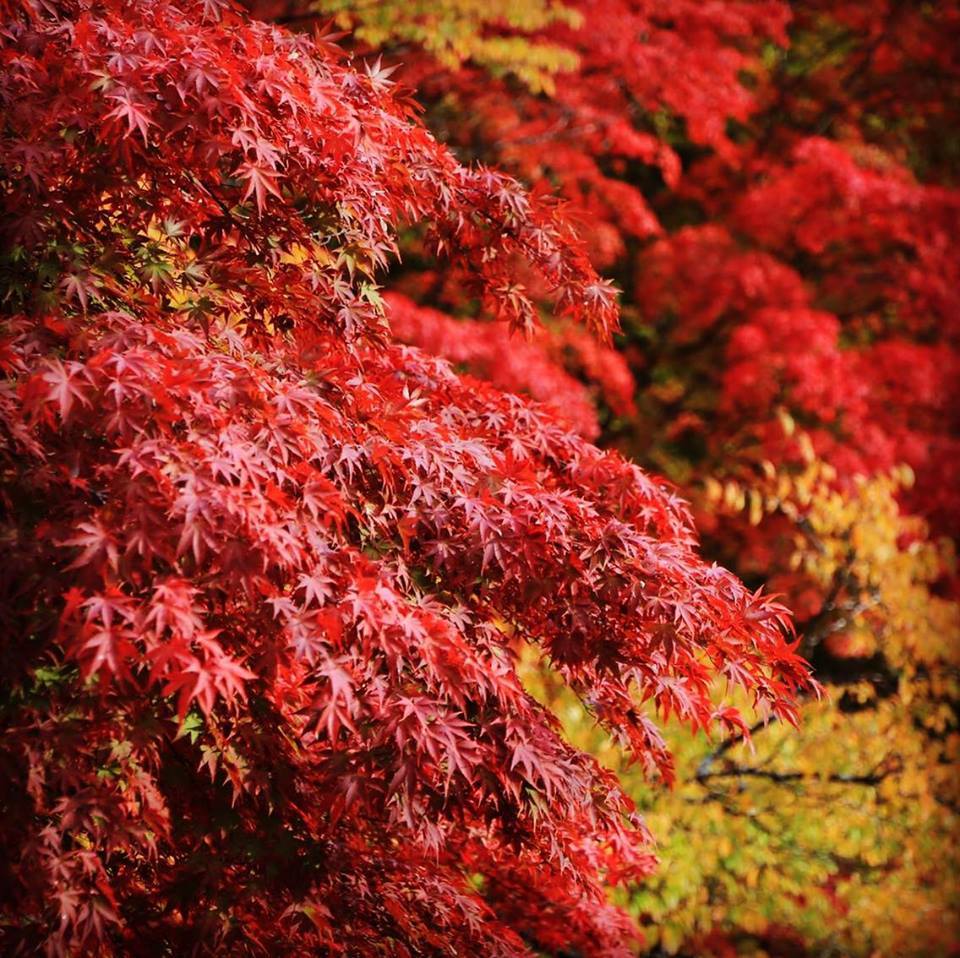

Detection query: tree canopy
xmin=1 ymin=0 xmax=957 ymax=955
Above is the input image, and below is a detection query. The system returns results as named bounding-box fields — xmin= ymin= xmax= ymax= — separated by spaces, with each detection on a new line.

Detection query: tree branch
xmin=696 ymin=758 xmax=900 ymax=787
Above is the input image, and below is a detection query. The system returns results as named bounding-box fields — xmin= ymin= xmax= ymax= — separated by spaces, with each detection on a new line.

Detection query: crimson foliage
xmin=0 ymin=0 xmax=811 ymax=953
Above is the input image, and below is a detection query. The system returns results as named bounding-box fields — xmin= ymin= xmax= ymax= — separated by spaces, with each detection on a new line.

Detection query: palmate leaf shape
xmin=0 ymin=0 xmax=811 ymax=954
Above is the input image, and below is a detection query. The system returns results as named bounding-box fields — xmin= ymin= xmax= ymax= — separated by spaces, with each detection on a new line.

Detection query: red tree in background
xmin=308 ymin=0 xmax=959 ymax=604
xmin=0 ymin=0 xmax=813 ymax=954
xmin=312 ymin=0 xmax=959 ymax=528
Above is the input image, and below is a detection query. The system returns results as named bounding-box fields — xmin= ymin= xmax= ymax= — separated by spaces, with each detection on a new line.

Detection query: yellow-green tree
xmin=526 ymin=444 xmax=960 ymax=956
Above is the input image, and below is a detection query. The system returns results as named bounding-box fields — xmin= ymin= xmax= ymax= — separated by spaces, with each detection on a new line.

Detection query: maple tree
xmin=0 ymin=0 xmax=819 ymax=955
xmin=290 ymin=0 xmax=960 ymax=954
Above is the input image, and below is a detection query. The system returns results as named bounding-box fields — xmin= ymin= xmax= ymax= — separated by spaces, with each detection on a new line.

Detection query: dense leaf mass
xmin=386 ymin=292 xmax=635 ymax=440
xmin=292 ymin=0 xmax=960 ymax=954
xmin=0 ymin=0 xmax=811 ymax=953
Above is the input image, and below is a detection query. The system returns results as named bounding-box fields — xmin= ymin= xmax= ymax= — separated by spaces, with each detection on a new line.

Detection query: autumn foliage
xmin=0 ymin=0 xmax=819 ymax=954
xmin=1 ymin=0 xmax=957 ymax=955
xmin=296 ymin=0 xmax=959 ymax=954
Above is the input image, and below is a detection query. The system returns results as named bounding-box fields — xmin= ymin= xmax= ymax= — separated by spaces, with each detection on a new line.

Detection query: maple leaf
xmin=234 ymin=161 xmax=283 ymax=212
xmin=308 ymin=657 xmax=358 ymax=740
xmin=73 ymin=622 xmax=138 ymax=680
xmin=163 ymin=657 xmax=216 ymax=719
xmin=41 ymin=360 xmax=93 ymax=421
xmin=364 ymin=56 xmax=399 ymax=93
xmin=146 ymin=578 xmax=203 ymax=638
xmin=61 ymin=520 xmax=119 ymax=571
xmin=105 ymin=89 xmax=156 ymax=144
